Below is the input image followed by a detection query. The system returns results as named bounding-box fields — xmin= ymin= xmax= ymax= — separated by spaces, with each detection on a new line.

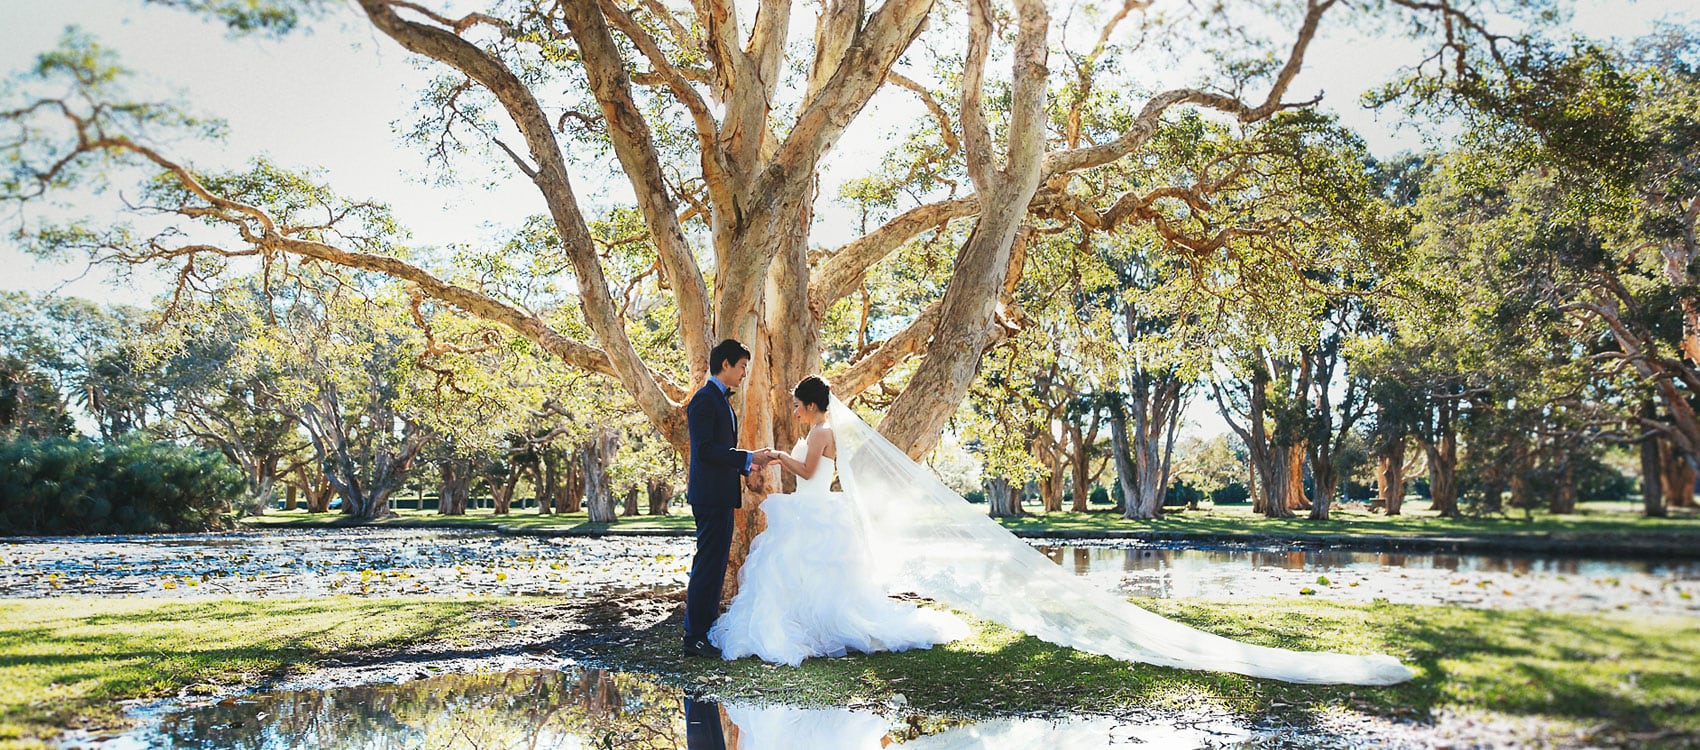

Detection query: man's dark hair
xmin=709 ymin=339 xmax=751 ymax=375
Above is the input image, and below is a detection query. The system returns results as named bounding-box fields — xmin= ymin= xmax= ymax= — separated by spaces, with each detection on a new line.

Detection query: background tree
xmin=3 ymin=1 xmax=1553 ymax=567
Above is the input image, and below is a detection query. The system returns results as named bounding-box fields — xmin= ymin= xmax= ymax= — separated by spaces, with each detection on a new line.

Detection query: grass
xmin=996 ymin=501 xmax=1700 ymax=541
xmin=598 ymin=597 xmax=1700 ymax=745
xmin=0 ymin=596 xmax=516 ymax=749
xmin=6 ymin=595 xmax=1697 ymax=747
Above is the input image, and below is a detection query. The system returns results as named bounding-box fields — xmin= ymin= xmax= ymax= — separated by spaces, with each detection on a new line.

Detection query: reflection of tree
xmin=146 ymin=668 xmax=687 ymax=749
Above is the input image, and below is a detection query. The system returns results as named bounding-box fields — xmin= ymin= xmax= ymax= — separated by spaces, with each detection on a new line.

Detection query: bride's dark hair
xmin=793 ymin=376 xmax=831 ymax=412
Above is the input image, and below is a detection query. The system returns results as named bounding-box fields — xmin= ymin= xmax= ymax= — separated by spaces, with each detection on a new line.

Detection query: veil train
xmin=828 ymin=396 xmax=1414 ymax=686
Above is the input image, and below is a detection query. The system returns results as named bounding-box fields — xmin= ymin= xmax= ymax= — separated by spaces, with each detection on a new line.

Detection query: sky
xmin=1 ymin=0 xmax=1693 ymax=439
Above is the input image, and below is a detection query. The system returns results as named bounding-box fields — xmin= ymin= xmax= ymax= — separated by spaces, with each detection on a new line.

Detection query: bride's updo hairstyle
xmin=793 ymin=376 xmax=831 ymax=412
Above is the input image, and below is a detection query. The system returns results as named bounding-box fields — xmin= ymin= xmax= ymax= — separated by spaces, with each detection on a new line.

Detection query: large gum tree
xmin=4 ymin=0 xmax=1520 ymax=580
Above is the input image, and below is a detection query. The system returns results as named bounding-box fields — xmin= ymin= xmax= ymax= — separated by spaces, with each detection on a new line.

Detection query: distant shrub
xmin=1576 ymin=455 xmax=1636 ymax=501
xmin=1209 ymin=482 xmax=1251 ymax=505
xmin=1165 ymin=480 xmax=1204 ymax=507
xmin=0 ymin=437 xmax=241 ymax=535
xmin=1089 ymin=486 xmax=1111 ymax=505
xmin=963 ymin=490 xmax=986 ymax=504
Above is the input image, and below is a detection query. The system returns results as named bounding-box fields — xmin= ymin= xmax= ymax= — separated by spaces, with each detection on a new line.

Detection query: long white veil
xmin=828 ymin=396 xmax=1414 ymax=686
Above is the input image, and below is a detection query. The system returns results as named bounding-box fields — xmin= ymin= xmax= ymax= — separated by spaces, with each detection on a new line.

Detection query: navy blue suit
xmin=682 ymin=379 xmax=751 ymax=641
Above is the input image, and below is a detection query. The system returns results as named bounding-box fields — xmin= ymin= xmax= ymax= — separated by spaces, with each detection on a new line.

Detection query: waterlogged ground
xmin=17 ymin=528 xmax=1697 ymax=749
xmin=5 ymin=528 xmax=1697 ymax=616
xmin=1042 ymin=543 xmax=1700 ymax=617
xmin=0 ymin=529 xmax=691 ymax=599
xmin=59 ymin=663 xmax=1421 ymax=744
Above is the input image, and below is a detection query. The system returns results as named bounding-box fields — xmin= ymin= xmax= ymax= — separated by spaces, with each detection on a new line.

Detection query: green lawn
xmin=997 ymin=502 xmax=1700 ymax=541
xmin=5 ymin=595 xmax=1696 ymax=748
xmin=0 ymin=596 xmax=516 ymax=749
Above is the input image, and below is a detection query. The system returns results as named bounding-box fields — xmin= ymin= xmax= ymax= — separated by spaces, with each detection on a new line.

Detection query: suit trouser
xmin=683 ymin=504 xmax=734 ymax=640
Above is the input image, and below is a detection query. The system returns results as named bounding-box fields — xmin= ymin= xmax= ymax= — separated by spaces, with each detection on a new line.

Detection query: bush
xmin=1165 ymin=480 xmax=1203 ymax=507
xmin=1576 ymin=454 xmax=1636 ymax=501
xmin=0 ymin=437 xmax=242 ymax=535
xmin=1209 ymin=482 xmax=1251 ymax=505
xmin=1089 ymin=486 xmax=1111 ymax=505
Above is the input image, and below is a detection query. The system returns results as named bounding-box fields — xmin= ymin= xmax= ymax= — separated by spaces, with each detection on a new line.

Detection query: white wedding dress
xmin=708 ymin=441 xmax=971 ymax=666
xmin=823 ymin=397 xmax=1415 ymax=686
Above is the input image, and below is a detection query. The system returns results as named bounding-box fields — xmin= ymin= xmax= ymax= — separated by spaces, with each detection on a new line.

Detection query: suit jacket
xmin=686 ymin=381 xmax=750 ymax=508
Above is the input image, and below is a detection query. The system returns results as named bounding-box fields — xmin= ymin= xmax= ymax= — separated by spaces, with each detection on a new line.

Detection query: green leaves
xmin=142 ymin=0 xmax=331 ymax=37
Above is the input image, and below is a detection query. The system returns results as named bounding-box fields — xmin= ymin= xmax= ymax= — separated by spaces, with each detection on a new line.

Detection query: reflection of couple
xmin=684 ymin=695 xmax=1165 ymax=749
xmin=683 ymin=338 xmax=1414 ymax=686
xmin=684 ymin=696 xmax=894 ymax=750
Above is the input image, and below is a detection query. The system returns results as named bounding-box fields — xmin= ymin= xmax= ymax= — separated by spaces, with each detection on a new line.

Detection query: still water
xmin=9 ymin=530 xmax=1696 ymax=614
xmin=1033 ymin=543 xmax=1700 ymax=614
xmin=82 ymin=667 xmax=1270 ymax=750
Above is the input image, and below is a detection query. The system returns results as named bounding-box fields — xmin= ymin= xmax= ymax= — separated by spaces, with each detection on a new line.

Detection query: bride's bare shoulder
xmin=808 ymin=422 xmax=836 ymax=457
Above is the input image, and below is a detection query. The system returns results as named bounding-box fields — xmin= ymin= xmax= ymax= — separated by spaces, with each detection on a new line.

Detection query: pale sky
xmin=1 ymin=0 xmax=1692 ymax=439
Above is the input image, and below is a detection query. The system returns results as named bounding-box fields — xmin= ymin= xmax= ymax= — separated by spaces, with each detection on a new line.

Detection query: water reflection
xmin=1037 ymin=543 xmax=1700 ymax=597
xmin=90 ymin=667 xmax=1256 ymax=749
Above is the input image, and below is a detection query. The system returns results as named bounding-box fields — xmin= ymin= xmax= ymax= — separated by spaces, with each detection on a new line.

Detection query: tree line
xmin=0 ymin=1 xmax=1694 ymax=541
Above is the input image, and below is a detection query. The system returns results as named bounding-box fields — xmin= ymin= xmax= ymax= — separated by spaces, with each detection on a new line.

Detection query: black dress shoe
xmin=682 ymin=636 xmax=721 ymax=658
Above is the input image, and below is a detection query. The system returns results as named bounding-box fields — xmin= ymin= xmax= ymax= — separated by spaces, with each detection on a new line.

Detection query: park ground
xmin=243 ymin=499 xmax=1700 ymax=556
xmin=6 ymin=592 xmax=1698 ymax=748
xmin=3 ymin=501 xmax=1697 ymax=748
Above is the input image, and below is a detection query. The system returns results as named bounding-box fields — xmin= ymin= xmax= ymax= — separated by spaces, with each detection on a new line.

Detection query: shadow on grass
xmin=574 ymin=594 xmax=1700 ymax=740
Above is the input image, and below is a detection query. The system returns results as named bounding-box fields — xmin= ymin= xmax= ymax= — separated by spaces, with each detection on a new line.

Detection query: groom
xmin=682 ymin=338 xmax=774 ymax=657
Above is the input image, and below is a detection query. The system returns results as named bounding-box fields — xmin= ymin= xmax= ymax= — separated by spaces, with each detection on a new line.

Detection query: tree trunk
xmin=1283 ymin=442 xmax=1309 ymax=511
xmin=437 ymin=457 xmax=474 ymax=516
xmin=1422 ymin=433 xmax=1460 ymax=518
xmin=1549 ymin=454 xmax=1577 ymax=515
xmin=1659 ymin=438 xmax=1698 ymax=508
xmin=306 ymin=475 xmax=334 ymax=514
xmin=1641 ymin=425 xmax=1667 ymax=518
xmin=539 ymin=447 xmax=567 ymax=514
xmin=561 ymin=461 xmax=584 ymax=514
xmin=285 ymin=483 xmax=298 ymax=511
xmin=646 ymin=479 xmax=672 ymax=516
xmin=1264 ymin=443 xmax=1297 ymax=518
xmin=1374 ymin=437 xmax=1407 ymax=516
xmin=621 ymin=485 xmax=640 ymax=517
xmin=1068 ymin=422 xmax=1093 ymax=512
xmin=1309 ymin=448 xmax=1337 ymax=521
xmin=1040 ymin=454 xmax=1065 ymax=513
xmin=582 ymin=429 xmax=620 ymax=523
xmin=1108 ymin=405 xmax=1143 ymax=518
xmin=491 ymin=463 xmax=520 ymax=515
xmin=534 ymin=451 xmax=555 ymax=516
xmin=985 ymin=476 xmax=1025 ymax=518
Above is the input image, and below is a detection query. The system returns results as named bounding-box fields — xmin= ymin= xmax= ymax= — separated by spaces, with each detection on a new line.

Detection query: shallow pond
xmin=1038 ymin=543 xmax=1700 ymax=615
xmin=1 ymin=529 xmax=691 ymax=599
xmin=5 ymin=529 xmax=1696 ymax=615
xmin=69 ymin=665 xmax=1368 ymax=750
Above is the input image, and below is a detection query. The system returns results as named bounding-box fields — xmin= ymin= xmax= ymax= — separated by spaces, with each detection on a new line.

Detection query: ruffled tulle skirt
xmin=708 ymin=490 xmax=970 ymax=666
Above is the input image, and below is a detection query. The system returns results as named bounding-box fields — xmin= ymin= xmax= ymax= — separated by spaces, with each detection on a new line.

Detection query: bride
xmin=711 ymin=376 xmax=1414 ymax=685
xmin=709 ymin=376 xmax=971 ymax=665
